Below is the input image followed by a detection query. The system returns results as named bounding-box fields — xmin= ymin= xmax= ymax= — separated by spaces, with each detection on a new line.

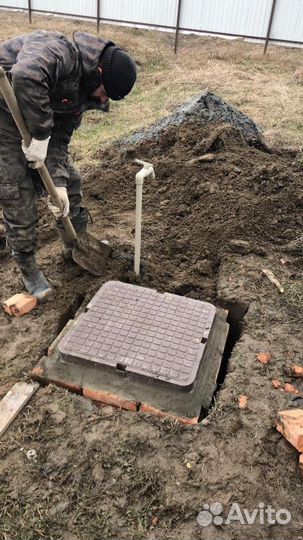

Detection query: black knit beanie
xmin=100 ymin=45 xmax=137 ymax=100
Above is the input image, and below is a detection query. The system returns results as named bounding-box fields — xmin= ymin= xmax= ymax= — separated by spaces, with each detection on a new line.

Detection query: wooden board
xmin=0 ymin=382 xmax=39 ymax=438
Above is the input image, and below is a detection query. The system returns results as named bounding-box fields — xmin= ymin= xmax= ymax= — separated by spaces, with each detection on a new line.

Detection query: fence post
xmin=174 ymin=0 xmax=182 ymax=54
xmin=96 ymin=0 xmax=100 ymax=33
xmin=28 ymin=0 xmax=32 ymax=24
xmin=264 ymin=0 xmax=278 ymax=54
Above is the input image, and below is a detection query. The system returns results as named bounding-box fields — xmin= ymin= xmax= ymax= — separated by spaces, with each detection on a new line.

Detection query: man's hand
xmin=47 ymin=187 xmax=70 ymax=219
xmin=22 ymin=136 xmax=50 ymax=168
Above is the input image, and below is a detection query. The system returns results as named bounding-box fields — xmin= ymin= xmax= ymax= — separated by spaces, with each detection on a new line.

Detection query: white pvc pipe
xmin=134 ymin=159 xmax=155 ymax=276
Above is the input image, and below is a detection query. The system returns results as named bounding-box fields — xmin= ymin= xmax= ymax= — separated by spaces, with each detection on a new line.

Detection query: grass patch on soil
xmin=283 ymin=280 xmax=303 ymax=318
xmin=1 ymin=11 xmax=303 ymax=169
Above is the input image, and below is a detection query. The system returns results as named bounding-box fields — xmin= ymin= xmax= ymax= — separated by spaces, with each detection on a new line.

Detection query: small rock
xmin=159 ymin=186 xmax=168 ymax=193
xmin=101 ymin=405 xmax=115 ymax=415
xmin=284 ymin=235 xmax=303 ymax=255
xmin=160 ymin=199 xmax=170 ymax=206
xmin=26 ymin=449 xmax=37 ymax=461
xmin=194 ymin=259 xmax=213 ymax=276
xmin=155 ymin=212 xmax=163 ymax=218
xmin=229 ymin=239 xmax=251 ymax=255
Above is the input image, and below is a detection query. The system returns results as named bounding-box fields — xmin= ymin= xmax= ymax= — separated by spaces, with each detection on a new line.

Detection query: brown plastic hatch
xmin=58 ymin=281 xmax=216 ymax=390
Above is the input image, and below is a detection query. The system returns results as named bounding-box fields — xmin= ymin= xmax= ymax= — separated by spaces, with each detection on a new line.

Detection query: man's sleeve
xmin=10 ymin=33 xmax=78 ymax=140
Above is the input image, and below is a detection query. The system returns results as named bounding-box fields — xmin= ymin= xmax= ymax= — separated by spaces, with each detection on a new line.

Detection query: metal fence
xmin=0 ymin=0 xmax=302 ymax=54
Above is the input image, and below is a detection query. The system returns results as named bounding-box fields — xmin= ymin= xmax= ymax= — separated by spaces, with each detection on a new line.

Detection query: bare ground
xmin=1 ymin=111 xmax=303 ymax=538
xmin=1 ymin=11 xmax=303 ymax=540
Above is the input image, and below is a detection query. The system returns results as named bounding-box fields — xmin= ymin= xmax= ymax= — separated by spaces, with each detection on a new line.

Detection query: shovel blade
xmin=72 ymin=231 xmax=111 ymax=276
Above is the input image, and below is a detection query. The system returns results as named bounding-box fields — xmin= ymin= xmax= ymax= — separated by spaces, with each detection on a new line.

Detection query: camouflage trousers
xmin=0 ymin=108 xmax=82 ymax=254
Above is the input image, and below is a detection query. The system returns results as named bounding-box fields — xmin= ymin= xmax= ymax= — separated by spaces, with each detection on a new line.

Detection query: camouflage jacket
xmin=0 ymin=30 xmax=113 ymax=140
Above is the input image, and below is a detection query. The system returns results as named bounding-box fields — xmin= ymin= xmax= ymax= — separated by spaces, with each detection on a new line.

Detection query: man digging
xmin=0 ymin=30 xmax=137 ymax=299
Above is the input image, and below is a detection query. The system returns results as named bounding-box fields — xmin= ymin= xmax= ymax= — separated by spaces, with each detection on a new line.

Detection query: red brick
xmin=285 ymin=365 xmax=303 ymax=378
xmin=276 ymin=409 xmax=303 ymax=452
xmin=3 ymin=293 xmax=37 ymax=317
xmin=257 ymin=352 xmax=270 ymax=365
xmin=140 ymin=402 xmax=198 ymax=425
xmin=83 ymin=387 xmax=137 ymax=411
xmin=30 ymin=365 xmax=45 ymax=381
xmin=31 ymin=365 xmax=81 ymax=394
xmin=284 ymin=383 xmax=300 ymax=395
xmin=238 ymin=395 xmax=248 ymax=409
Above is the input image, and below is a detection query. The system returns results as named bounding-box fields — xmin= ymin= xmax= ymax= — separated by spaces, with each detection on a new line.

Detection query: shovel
xmin=0 ymin=67 xmax=110 ymax=276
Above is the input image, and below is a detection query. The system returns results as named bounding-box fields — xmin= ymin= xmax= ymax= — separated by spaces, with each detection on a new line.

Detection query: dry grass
xmin=283 ymin=280 xmax=303 ymax=318
xmin=1 ymin=10 xmax=303 ymax=168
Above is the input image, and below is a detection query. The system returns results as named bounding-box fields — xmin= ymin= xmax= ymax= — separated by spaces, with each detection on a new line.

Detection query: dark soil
xmin=1 ymin=99 xmax=303 ymax=539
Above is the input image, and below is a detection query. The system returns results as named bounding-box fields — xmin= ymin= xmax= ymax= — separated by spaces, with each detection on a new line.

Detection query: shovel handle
xmin=0 ymin=67 xmax=78 ymax=243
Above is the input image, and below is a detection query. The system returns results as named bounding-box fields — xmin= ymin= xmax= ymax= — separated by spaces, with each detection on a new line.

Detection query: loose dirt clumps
xmin=0 ymin=95 xmax=303 ymax=539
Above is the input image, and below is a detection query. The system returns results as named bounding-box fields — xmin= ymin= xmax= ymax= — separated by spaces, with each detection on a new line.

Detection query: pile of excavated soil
xmin=85 ymin=102 xmax=303 ymax=301
xmin=0 ymin=96 xmax=303 ymax=539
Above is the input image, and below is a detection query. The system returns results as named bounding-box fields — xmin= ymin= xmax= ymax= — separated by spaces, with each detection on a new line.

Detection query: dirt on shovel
xmin=72 ymin=231 xmax=111 ymax=276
